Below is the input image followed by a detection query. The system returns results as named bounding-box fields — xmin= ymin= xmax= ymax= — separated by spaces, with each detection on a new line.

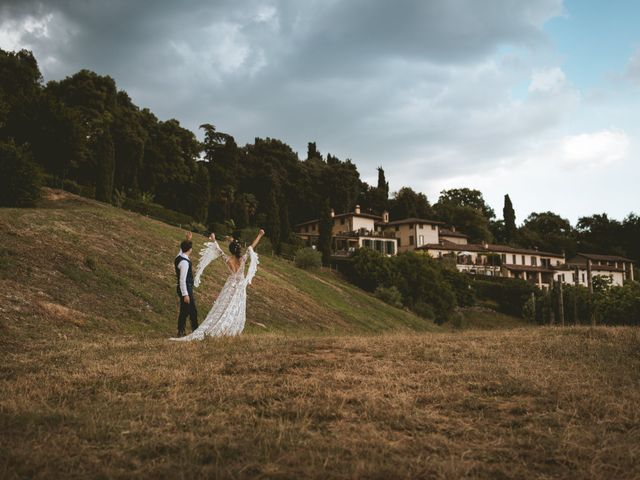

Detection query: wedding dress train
xmin=170 ymin=241 xmax=259 ymax=341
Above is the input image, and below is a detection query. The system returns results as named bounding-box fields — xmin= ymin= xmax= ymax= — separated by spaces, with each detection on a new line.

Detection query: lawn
xmin=1 ymin=327 xmax=638 ymax=479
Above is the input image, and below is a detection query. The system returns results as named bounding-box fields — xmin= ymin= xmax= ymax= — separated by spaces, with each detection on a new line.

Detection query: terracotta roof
xmin=295 ymin=211 xmax=382 ymax=227
xmin=378 ymin=217 xmax=445 ymax=226
xmin=503 ymin=265 xmax=555 ymax=273
xmin=417 ymin=242 xmax=564 ymax=258
xmin=572 ymin=253 xmax=634 ymax=263
xmin=485 ymin=244 xmax=564 ymax=258
xmin=417 ymin=241 xmax=486 ymax=252
xmin=439 ymin=229 xmax=468 ymax=238
xmin=556 ymin=264 xmax=625 ymax=273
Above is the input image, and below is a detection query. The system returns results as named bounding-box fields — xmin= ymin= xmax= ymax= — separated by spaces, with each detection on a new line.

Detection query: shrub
xmin=0 ymin=141 xmax=42 ymax=207
xmin=374 ymin=285 xmax=403 ymax=308
xmin=295 ymin=247 xmax=322 ymax=270
xmin=594 ymin=281 xmax=640 ymax=325
xmin=441 ymin=269 xmax=475 ymax=307
xmin=472 ymin=276 xmax=536 ymax=317
xmin=412 ymin=301 xmax=435 ymax=320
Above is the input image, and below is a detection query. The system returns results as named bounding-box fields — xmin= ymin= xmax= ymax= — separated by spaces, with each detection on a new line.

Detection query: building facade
xmin=295 ymin=207 xmax=636 ymax=289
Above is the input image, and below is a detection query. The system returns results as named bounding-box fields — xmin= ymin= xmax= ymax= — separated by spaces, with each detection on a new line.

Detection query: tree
xmin=389 ymin=187 xmax=432 ymax=220
xmin=266 ymin=185 xmax=281 ymax=254
xmin=503 ymin=194 xmax=517 ymax=243
xmin=519 ymin=212 xmax=575 ymax=255
xmin=318 ymin=199 xmax=333 ymax=266
xmin=437 ymin=188 xmax=495 ymax=220
xmin=0 ymin=140 xmax=42 ymax=207
xmin=434 ymin=188 xmax=494 ymax=243
xmin=93 ymin=126 xmax=115 ymax=202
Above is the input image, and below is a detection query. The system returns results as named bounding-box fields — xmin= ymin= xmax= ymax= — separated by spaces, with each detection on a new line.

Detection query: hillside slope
xmin=0 ymin=189 xmax=438 ymax=346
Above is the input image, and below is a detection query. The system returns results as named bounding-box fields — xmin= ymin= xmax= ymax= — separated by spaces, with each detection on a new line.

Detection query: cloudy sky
xmin=1 ymin=0 xmax=638 ymax=223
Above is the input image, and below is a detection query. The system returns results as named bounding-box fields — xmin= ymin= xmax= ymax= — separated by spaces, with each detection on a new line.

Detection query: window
xmin=431 ymin=225 xmax=436 ymax=230
xmin=512 ymin=254 xmax=516 ymax=264
xmin=418 ymin=235 xmax=424 ymax=246
xmin=409 ymin=235 xmax=414 ymax=246
xmin=395 ymin=226 xmax=399 ymax=232
xmin=521 ymin=255 xmax=525 ymax=264
xmin=304 ymin=226 xmax=308 ymax=233
xmin=397 ymin=238 xmax=401 ymax=247
xmin=501 ymin=254 xmax=506 ymax=263
xmin=531 ymin=257 xmax=537 ymax=266
xmin=341 ymin=218 xmax=345 ymax=225
xmin=582 ymin=274 xmax=586 ymax=283
xmin=572 ymin=273 xmax=577 ymax=282
xmin=419 ymin=224 xmax=424 ymax=229
xmin=386 ymin=242 xmax=395 ymax=255
xmin=409 ymin=223 xmax=413 ymax=229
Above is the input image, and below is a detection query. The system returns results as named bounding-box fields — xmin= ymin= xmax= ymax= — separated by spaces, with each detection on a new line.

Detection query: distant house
xmin=294 ymin=208 xmax=635 ymax=290
xmin=417 ymin=241 xmax=565 ymax=289
xmin=376 ymin=217 xmax=444 ymax=253
xmin=295 ymin=205 xmax=397 ymax=256
xmin=553 ymin=253 xmax=634 ymax=287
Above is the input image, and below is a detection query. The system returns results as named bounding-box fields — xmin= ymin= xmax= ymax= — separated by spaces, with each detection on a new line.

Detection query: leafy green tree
xmin=389 ymin=187 xmax=432 ymax=220
xmin=519 ymin=211 xmax=575 ymax=255
xmin=266 ymin=184 xmax=281 ymax=254
xmin=437 ymin=188 xmax=495 ymax=220
xmin=0 ymin=140 xmax=42 ymax=207
xmin=93 ymin=127 xmax=115 ymax=202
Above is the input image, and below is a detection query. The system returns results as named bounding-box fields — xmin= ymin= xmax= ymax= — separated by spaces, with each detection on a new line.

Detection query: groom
xmin=175 ymin=232 xmax=198 ymax=337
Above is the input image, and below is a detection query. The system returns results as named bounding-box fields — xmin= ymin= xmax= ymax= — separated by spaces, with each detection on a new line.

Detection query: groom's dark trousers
xmin=177 ymin=285 xmax=198 ymax=335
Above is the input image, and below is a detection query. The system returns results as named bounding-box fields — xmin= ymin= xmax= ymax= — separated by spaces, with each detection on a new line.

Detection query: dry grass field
xmin=1 ymin=328 xmax=639 ymax=479
xmin=1 ymin=191 xmax=639 ymax=478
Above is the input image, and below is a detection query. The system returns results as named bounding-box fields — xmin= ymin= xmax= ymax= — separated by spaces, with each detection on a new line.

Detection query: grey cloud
xmin=1 ymin=0 xmax=568 ymax=186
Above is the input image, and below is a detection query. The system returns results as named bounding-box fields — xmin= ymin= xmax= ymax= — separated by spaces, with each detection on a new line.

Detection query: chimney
xmin=451 ymin=226 xmax=456 ymax=232
xmin=354 ymin=205 xmax=361 ymax=214
xmin=482 ymin=241 xmax=488 ymax=249
xmin=382 ymin=210 xmax=389 ymax=223
xmin=330 ymin=208 xmax=335 ymax=217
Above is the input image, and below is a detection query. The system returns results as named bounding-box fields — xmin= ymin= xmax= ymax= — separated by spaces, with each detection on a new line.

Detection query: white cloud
xmin=559 ymin=129 xmax=630 ymax=168
xmin=528 ymin=67 xmax=567 ymax=94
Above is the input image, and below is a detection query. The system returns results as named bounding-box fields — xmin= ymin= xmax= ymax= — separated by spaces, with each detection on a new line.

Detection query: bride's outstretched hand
xmin=209 ymin=232 xmax=215 ymax=241
xmin=186 ymin=231 xmax=193 ymax=241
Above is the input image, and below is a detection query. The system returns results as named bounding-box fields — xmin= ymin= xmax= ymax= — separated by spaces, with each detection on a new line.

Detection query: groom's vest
xmin=174 ymin=255 xmax=194 ymax=295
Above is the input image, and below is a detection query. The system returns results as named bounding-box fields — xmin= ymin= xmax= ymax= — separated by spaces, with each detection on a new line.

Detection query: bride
xmin=170 ymin=229 xmax=265 ymax=341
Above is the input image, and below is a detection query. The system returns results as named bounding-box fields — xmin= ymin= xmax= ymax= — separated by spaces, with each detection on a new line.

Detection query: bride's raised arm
xmin=250 ymin=229 xmax=265 ymax=251
xmin=193 ymin=233 xmax=226 ymax=287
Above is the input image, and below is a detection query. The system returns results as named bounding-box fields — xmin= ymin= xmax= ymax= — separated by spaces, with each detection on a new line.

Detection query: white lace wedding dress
xmin=170 ymin=241 xmax=259 ymax=341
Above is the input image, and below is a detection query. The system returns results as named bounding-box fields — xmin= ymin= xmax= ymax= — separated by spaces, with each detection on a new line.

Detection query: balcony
xmin=337 ymin=228 xmax=397 ymax=239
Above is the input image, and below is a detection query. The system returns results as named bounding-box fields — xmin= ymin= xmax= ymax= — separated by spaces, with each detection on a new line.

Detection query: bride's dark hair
xmin=229 ymin=239 xmax=242 ymax=259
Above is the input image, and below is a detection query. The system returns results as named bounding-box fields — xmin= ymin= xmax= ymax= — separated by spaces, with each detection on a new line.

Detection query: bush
xmin=594 ymin=281 xmax=640 ymax=325
xmin=472 ymin=276 xmax=536 ymax=317
xmin=441 ymin=269 xmax=475 ymax=307
xmin=374 ymin=285 xmax=403 ymax=308
xmin=412 ymin=301 xmax=435 ymax=320
xmin=294 ymin=247 xmax=322 ymax=270
xmin=122 ymin=197 xmax=195 ymax=227
xmin=0 ymin=141 xmax=42 ymax=207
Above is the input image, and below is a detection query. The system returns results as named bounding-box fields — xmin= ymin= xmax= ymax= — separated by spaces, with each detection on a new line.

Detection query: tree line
xmin=1 ymin=48 xmax=638 ymax=265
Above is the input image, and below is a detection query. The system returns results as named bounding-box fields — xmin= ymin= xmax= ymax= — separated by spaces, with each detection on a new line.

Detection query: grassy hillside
xmin=0 ymin=188 xmax=440 ymax=348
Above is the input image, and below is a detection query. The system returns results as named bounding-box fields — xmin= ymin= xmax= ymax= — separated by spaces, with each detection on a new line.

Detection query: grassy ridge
xmin=1 ymin=327 xmax=639 ymax=479
xmin=0 ymin=188 xmax=437 ymax=349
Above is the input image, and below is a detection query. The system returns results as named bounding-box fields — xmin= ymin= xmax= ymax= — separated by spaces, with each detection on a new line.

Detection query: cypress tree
xmin=503 ymin=194 xmax=517 ymax=243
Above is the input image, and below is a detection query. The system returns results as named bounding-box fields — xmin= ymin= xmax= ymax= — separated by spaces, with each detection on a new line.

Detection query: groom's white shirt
xmin=177 ymin=252 xmax=190 ymax=297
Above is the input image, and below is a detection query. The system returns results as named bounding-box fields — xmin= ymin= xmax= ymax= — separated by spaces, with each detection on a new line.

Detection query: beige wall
xmin=499 ymin=252 xmax=563 ymax=267
xmin=386 ymin=223 xmax=439 ymax=252
xmin=554 ymin=268 xmax=625 ymax=287
xmin=351 ymin=216 xmax=376 ymax=232
xmin=440 ymin=235 xmax=467 ymax=245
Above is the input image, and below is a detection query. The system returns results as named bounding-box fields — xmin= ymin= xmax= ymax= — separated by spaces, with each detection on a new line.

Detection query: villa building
xmin=294 ymin=207 xmax=636 ymax=289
